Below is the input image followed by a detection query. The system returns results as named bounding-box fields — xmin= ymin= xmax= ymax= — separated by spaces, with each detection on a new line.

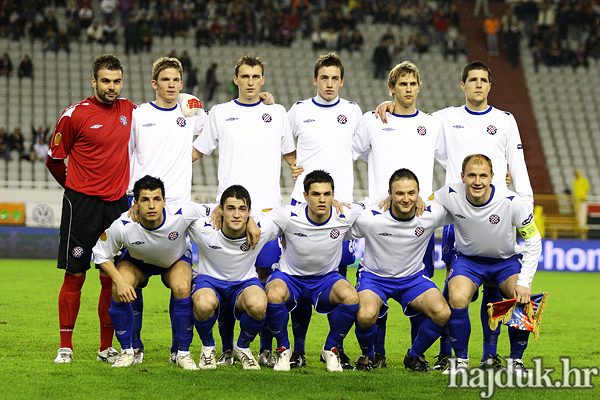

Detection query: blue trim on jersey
xmin=305 ymin=205 xmax=333 ymax=226
xmin=464 ymin=105 xmax=492 ymax=115
xmin=149 ymin=102 xmax=178 ymax=112
xmin=221 ymin=230 xmax=247 ymax=241
xmin=391 ymin=110 xmax=419 ymax=118
xmin=388 ymin=208 xmax=415 ymax=222
xmin=234 ymin=99 xmax=261 ymax=107
xmin=140 ymin=208 xmax=167 ymax=231
xmin=466 ymin=184 xmax=495 ymax=207
xmin=311 ymin=97 xmax=340 ymax=108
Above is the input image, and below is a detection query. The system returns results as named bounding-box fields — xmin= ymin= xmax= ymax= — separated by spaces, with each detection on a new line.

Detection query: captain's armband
xmin=518 ymin=221 xmax=539 ymax=239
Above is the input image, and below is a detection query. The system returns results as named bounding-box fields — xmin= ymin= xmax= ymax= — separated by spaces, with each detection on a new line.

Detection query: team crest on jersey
xmin=337 ymin=115 xmax=347 ymax=124
xmin=262 ymin=113 xmax=272 ymax=123
xmin=489 ymin=214 xmax=500 ymax=224
xmin=240 ymin=242 xmax=251 ymax=252
xmin=168 ymin=231 xmax=179 ymax=240
xmin=487 ymin=125 xmax=497 ymax=135
xmin=54 ymin=132 xmax=62 ymax=146
xmin=417 ymin=126 xmax=427 ymax=136
xmin=330 ymin=229 xmax=340 ymax=239
xmin=176 ymin=117 xmax=186 ymax=127
xmin=72 ymin=246 xmax=84 ymax=258
xmin=120 ymin=115 xmax=128 ymax=126
xmin=415 ymin=226 xmax=425 ymax=237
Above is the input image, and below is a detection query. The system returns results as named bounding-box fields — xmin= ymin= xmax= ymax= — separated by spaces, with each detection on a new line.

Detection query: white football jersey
xmin=288 ymin=96 xmax=364 ymax=203
xmin=433 ymin=105 xmax=533 ymax=209
xmin=262 ymin=202 xmax=364 ymax=276
xmin=351 ymin=202 xmax=452 ymax=278
xmin=129 ymin=102 xmax=208 ymax=205
xmin=193 ymin=100 xmax=295 ymax=210
xmin=92 ymin=202 xmax=212 ymax=268
xmin=353 ymin=110 xmax=447 ymax=202
xmin=188 ymin=214 xmax=281 ymax=282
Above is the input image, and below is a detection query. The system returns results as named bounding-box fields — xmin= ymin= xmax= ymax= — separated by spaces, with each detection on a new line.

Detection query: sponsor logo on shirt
xmin=168 ymin=231 xmax=179 ymax=240
xmin=337 ymin=115 xmax=347 ymax=124
xmin=240 ymin=242 xmax=251 ymax=252
xmin=382 ymin=127 xmax=395 ymax=131
xmin=487 ymin=125 xmax=497 ymax=135
xmin=517 ymin=144 xmax=523 ymax=149
xmin=131 ymin=241 xmax=145 ymax=245
xmin=489 ymin=214 xmax=500 ymax=224
xmin=378 ymin=232 xmax=392 ymax=236
xmin=330 ymin=229 xmax=340 ymax=239
xmin=454 ymin=214 xmax=466 ymax=219
xmin=262 ymin=113 xmax=272 ymax=123
xmin=143 ymin=123 xmax=155 ymax=127
xmin=522 ymin=214 xmax=534 ymax=226
xmin=415 ymin=226 xmax=425 ymax=237
xmin=452 ymin=125 xmax=464 ymax=129
xmin=417 ymin=126 xmax=427 ymax=136
xmin=303 ymin=119 xmax=315 ymax=123
xmin=209 ymin=245 xmax=222 ymax=249
xmin=120 ymin=115 xmax=128 ymax=126
xmin=202 ymin=205 xmax=211 ymax=216
xmin=90 ymin=124 xmax=103 ymax=129
xmin=54 ymin=132 xmax=62 ymax=145
xmin=293 ymin=232 xmax=307 ymax=237
xmin=226 ymin=117 xmax=238 ymax=121
xmin=176 ymin=117 xmax=186 ymax=127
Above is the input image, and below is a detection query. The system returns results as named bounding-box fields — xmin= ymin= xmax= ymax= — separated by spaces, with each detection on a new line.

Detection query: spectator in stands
xmin=119 ymin=0 xmax=135 ymax=27
xmin=179 ymin=51 xmax=192 ymax=74
xmin=209 ymin=17 xmax=224 ymax=44
xmin=31 ymin=135 xmax=50 ymax=162
xmin=1 ymin=52 xmax=13 ymax=78
xmin=30 ymin=20 xmax=46 ymax=42
xmin=447 ymin=3 xmax=460 ymax=28
xmin=32 ymin=124 xmax=50 ymax=144
xmin=0 ymin=128 xmax=11 ymax=160
xmin=585 ymin=33 xmax=600 ymax=59
xmin=433 ymin=9 xmax=450 ymax=44
xmin=56 ymin=29 xmax=71 ymax=53
xmin=564 ymin=44 xmax=588 ymax=70
xmin=187 ymin=66 xmax=198 ymax=97
xmin=337 ymin=26 xmax=351 ymax=51
xmin=501 ymin=7 xmax=519 ymax=33
xmin=483 ymin=13 xmax=501 ymax=56
xmin=65 ymin=1 xmax=79 ymax=22
xmin=8 ymin=127 xmax=28 ymax=160
xmin=311 ymin=27 xmax=325 ymax=50
xmin=205 ymin=62 xmax=218 ymax=103
xmin=573 ymin=169 xmax=590 ymax=229
xmin=101 ymin=0 xmax=117 ymax=23
xmin=18 ymin=54 xmax=33 ymax=79
xmin=0 ymin=9 xmax=10 ymax=38
xmin=138 ymin=22 xmax=152 ymax=52
xmin=349 ymin=28 xmax=363 ymax=52
xmin=473 ymin=0 xmax=490 ymax=18
xmin=504 ymin=24 xmax=522 ymax=67
xmin=67 ymin=19 xmax=82 ymax=42
xmin=372 ymin=38 xmax=391 ymax=79
xmin=544 ymin=40 xmax=563 ymax=66
xmin=87 ymin=22 xmax=104 ymax=43
xmin=124 ymin=15 xmax=140 ymax=54
xmin=536 ymin=1 xmax=554 ymax=35
xmin=44 ymin=10 xmax=59 ymax=34
xmin=444 ymin=31 xmax=468 ymax=61
xmin=322 ymin=27 xmax=339 ymax=50
xmin=195 ymin=22 xmax=211 ymax=48
xmin=78 ymin=1 xmax=94 ymax=30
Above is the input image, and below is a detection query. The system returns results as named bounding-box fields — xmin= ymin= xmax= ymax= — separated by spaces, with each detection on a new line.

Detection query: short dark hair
xmin=151 ymin=56 xmax=183 ymax=82
xmin=314 ymin=52 xmax=344 ymax=80
xmin=462 ymin=153 xmax=493 ymax=174
xmin=303 ymin=170 xmax=334 ymax=194
xmin=220 ymin=185 xmax=251 ymax=210
xmin=92 ymin=54 xmax=123 ymax=81
xmin=461 ymin=61 xmax=491 ymax=83
xmin=235 ymin=54 xmax=264 ymax=76
xmin=389 ymin=168 xmax=419 ymax=192
xmin=133 ymin=175 xmax=165 ymax=201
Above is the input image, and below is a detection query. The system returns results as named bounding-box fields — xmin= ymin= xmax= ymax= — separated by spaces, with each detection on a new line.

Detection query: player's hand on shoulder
xmin=128 ymin=203 xmax=140 ymax=223
xmin=374 ymin=101 xmax=394 ymax=123
xmin=415 ymin=197 xmax=426 ymax=216
xmin=246 ymin=217 xmax=261 ymax=249
xmin=179 ymin=93 xmax=203 ymax=117
xmin=332 ymin=199 xmax=351 ymax=215
xmin=378 ymin=196 xmax=392 ymax=211
xmin=211 ymin=206 xmax=223 ymax=230
xmin=259 ymin=92 xmax=274 ymax=105
xmin=291 ymin=163 xmax=303 ymax=180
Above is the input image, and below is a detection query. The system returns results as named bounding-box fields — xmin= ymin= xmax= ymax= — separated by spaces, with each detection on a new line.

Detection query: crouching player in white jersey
xmin=187 ymin=185 xmax=280 ymax=370
xmin=92 ymin=176 xmax=213 ymax=369
xmin=431 ymin=154 xmax=541 ymax=376
xmin=263 ymin=170 xmax=363 ymax=372
xmin=350 ymin=169 xmax=452 ymax=372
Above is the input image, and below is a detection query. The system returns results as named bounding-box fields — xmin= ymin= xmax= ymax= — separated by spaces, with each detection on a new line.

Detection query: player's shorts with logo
xmin=192 ymin=275 xmax=263 ymax=320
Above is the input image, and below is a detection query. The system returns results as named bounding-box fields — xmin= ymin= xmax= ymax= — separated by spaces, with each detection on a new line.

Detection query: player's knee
xmin=245 ymin=297 xmax=267 ymax=320
xmin=356 ymin=307 xmax=377 ymax=329
xmin=432 ymin=303 xmax=451 ymax=326
xmin=192 ymin=296 xmax=216 ymax=320
xmin=170 ymin=281 xmax=191 ymax=299
xmin=339 ymin=286 xmax=359 ymax=305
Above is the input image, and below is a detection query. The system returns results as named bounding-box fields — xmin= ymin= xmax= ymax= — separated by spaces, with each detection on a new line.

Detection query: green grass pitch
xmin=0 ymin=259 xmax=599 ymax=399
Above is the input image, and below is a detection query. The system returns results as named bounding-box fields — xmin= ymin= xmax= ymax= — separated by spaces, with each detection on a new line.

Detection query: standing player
xmin=431 ymin=154 xmax=541 ymax=375
xmin=192 ymin=54 xmax=296 ymax=365
xmin=286 ymin=52 xmax=364 ymax=369
xmin=47 ymin=54 xmax=136 ymax=364
xmin=351 ymin=169 xmax=451 ymax=371
xmin=263 ymin=170 xmax=363 ymax=372
xmin=189 ymin=185 xmax=280 ymax=370
xmin=353 ymin=61 xmax=447 ymax=367
xmin=92 ymin=176 xmax=210 ymax=369
xmin=377 ymin=61 xmax=534 ymax=370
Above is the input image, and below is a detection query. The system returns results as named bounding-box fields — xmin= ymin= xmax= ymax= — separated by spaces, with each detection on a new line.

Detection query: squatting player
xmin=47 ymin=54 xmax=135 ymax=364
xmin=351 ymin=169 xmax=451 ymax=372
xmin=192 ymin=54 xmax=296 ymax=365
xmin=432 ymin=154 xmax=541 ymax=376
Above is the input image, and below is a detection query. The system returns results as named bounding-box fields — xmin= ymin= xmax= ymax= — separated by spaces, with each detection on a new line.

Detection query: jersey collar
xmin=312 ymin=95 xmax=340 ymax=108
xmin=234 ymin=99 xmax=261 ymax=107
xmin=388 ymin=208 xmax=416 ymax=222
xmin=391 ymin=110 xmax=419 ymax=118
xmin=305 ymin=204 xmax=333 ymax=226
xmin=150 ymin=102 xmax=178 ymax=111
xmin=140 ymin=208 xmax=167 ymax=231
xmin=466 ymin=184 xmax=496 ymax=207
xmin=464 ymin=105 xmax=492 ymax=115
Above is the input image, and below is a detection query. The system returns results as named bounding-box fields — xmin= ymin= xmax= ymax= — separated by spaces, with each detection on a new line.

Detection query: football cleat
xmin=257 ymin=349 xmax=276 ymax=368
xmin=216 ymin=349 xmax=235 ymax=366
xmin=97 ymin=347 xmax=119 ymax=363
xmin=432 ymin=354 xmax=449 ymax=371
xmin=176 ymin=353 xmax=199 ymax=370
xmin=442 ymin=357 xmax=469 ymax=375
xmin=480 ymin=354 xmax=506 ymax=371
xmin=372 ymin=352 xmax=387 ymax=368
xmin=54 ymin=347 xmax=73 ymax=364
xmin=507 ymin=358 xmax=532 ymax=378
xmin=112 ymin=349 xmax=135 ymax=368
xmin=133 ymin=348 xmax=144 ymax=365
xmin=338 ymin=349 xmax=353 ymax=370
xmin=233 ymin=344 xmax=260 ymax=370
xmin=403 ymin=350 xmax=431 ymax=372
xmin=290 ymin=352 xmax=306 ymax=369
xmin=321 ymin=346 xmax=343 ymax=372
xmin=198 ymin=346 xmax=217 ymax=370
xmin=354 ymin=355 xmax=373 ymax=372
xmin=169 ymin=352 xmax=177 ymax=364
xmin=273 ymin=347 xmax=292 ymax=372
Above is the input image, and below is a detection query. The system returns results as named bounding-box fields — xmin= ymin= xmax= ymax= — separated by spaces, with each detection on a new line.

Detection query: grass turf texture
xmin=0 ymin=260 xmax=599 ymax=400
